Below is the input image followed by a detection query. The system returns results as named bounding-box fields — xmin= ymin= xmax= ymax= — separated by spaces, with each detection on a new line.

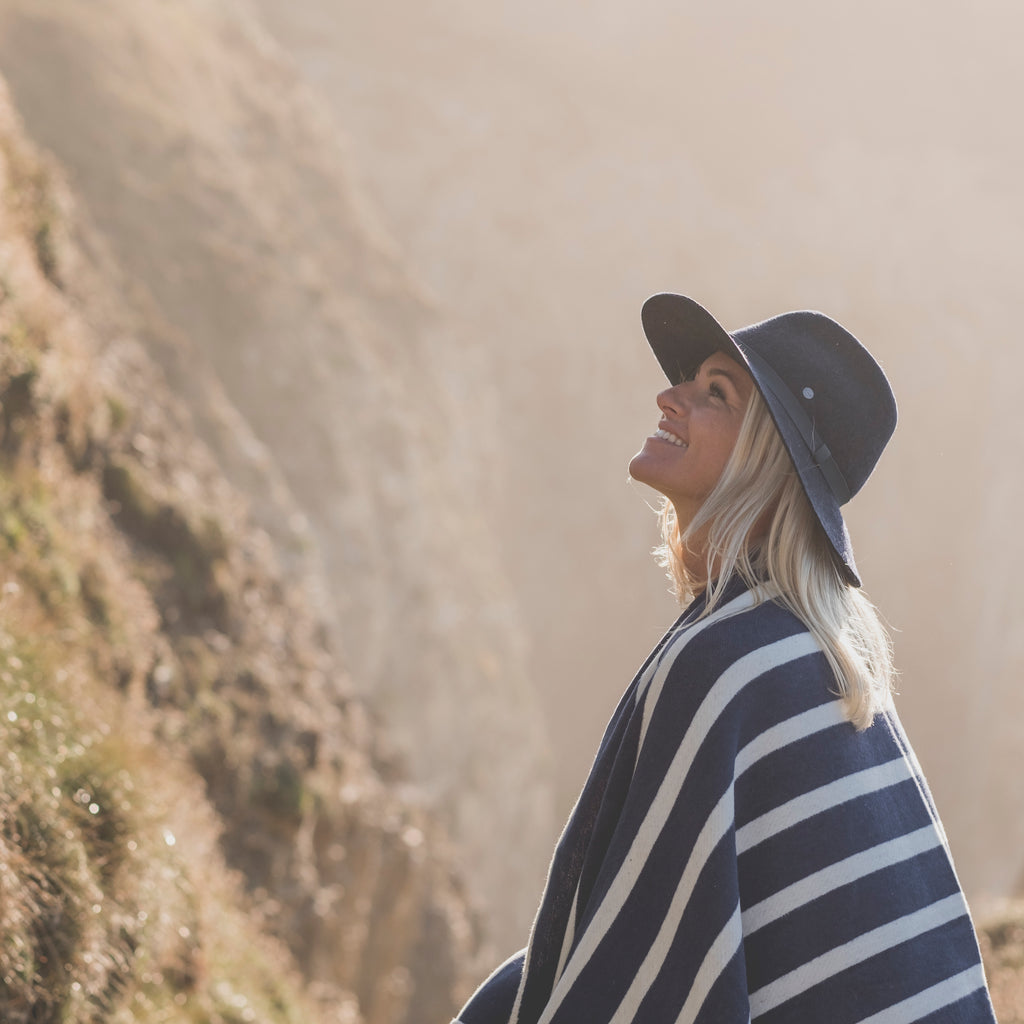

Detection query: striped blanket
xmin=456 ymin=579 xmax=996 ymax=1024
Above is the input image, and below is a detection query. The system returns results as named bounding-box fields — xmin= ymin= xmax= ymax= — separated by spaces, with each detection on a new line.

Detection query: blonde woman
xmin=454 ymin=294 xmax=996 ymax=1024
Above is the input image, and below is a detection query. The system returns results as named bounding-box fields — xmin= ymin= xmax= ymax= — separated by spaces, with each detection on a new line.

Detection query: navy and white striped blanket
xmin=456 ymin=579 xmax=996 ymax=1023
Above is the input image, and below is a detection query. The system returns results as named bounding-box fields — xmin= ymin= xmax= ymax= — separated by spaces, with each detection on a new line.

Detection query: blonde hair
xmin=656 ymin=390 xmax=895 ymax=729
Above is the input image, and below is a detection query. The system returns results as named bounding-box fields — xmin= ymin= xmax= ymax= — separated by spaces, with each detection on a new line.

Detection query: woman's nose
xmin=657 ymin=383 xmax=688 ymax=415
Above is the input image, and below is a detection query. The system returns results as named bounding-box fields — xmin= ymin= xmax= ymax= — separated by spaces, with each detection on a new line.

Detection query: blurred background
xmin=0 ymin=1 xmax=1022 ymax=1021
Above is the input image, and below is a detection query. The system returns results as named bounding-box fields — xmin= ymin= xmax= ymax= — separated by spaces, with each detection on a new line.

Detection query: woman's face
xmin=629 ymin=351 xmax=754 ymax=527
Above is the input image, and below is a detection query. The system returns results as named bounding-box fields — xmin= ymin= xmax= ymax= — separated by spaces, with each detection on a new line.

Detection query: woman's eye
xmin=709 ymin=383 xmax=725 ymax=401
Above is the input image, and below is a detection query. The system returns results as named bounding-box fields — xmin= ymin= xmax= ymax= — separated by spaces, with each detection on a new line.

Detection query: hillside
xmin=0 ymin=0 xmax=556 ymax=953
xmin=0 ymin=80 xmax=475 ymax=1023
xmin=980 ymin=903 xmax=1024 ymax=1023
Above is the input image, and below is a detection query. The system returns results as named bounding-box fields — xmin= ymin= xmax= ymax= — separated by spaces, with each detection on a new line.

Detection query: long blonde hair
xmin=656 ymin=390 xmax=895 ymax=729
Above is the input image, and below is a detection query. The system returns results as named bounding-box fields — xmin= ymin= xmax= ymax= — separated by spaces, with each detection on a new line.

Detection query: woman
xmin=454 ymin=294 xmax=997 ymax=1024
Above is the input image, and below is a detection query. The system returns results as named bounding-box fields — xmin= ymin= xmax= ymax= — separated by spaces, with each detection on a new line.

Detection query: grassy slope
xmin=0 ymin=80 xmax=474 ymax=1024
xmin=0 ymin=125 xmax=322 ymax=1024
xmin=0 ymin=0 xmax=554 ymax=953
xmin=0 ymin=609 xmax=318 ymax=1023
xmin=979 ymin=903 xmax=1024 ymax=1023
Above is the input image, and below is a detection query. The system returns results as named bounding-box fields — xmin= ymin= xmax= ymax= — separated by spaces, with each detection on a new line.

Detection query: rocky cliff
xmin=0 ymin=0 xmax=556 ymax=954
xmin=0 ymin=80 xmax=475 ymax=1023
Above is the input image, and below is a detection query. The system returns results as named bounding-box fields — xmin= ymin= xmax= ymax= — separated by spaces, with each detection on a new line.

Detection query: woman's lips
xmin=652 ymin=427 xmax=687 ymax=448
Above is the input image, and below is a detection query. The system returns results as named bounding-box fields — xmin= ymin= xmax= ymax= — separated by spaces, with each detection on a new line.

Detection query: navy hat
xmin=640 ymin=293 xmax=897 ymax=587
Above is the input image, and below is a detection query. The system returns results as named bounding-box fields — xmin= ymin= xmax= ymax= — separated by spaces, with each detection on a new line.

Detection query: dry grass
xmin=981 ymin=905 xmax=1024 ymax=1024
xmin=0 ymin=83 xmax=329 ymax=1022
xmin=0 ymin=69 xmax=476 ymax=1024
xmin=0 ymin=596 xmax=320 ymax=1024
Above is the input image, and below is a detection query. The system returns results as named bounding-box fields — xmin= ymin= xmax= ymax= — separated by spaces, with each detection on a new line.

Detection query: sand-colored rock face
xmin=0 ymin=73 xmax=487 ymax=1022
xmin=0 ymin=0 xmax=556 ymax=955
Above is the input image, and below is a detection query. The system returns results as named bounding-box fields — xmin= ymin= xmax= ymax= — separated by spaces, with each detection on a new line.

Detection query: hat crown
xmin=731 ymin=310 xmax=897 ymax=501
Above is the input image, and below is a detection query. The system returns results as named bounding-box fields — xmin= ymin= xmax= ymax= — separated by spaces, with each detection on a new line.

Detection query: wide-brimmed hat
xmin=640 ymin=293 xmax=897 ymax=587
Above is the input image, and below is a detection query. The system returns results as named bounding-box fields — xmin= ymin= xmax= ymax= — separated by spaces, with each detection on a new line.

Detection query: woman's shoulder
xmin=683 ymin=584 xmax=816 ymax=663
xmin=649 ymin=587 xmax=832 ymax=726
xmin=635 ymin=589 xmax=837 ymax=778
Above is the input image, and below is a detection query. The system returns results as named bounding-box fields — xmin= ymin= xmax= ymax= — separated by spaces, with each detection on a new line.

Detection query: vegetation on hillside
xmin=979 ymin=904 xmax=1024 ymax=1023
xmin=0 ymin=82 xmax=474 ymax=1024
xmin=0 ymin=0 xmax=555 ymax=952
xmin=0 ymin=616 xmax=317 ymax=1023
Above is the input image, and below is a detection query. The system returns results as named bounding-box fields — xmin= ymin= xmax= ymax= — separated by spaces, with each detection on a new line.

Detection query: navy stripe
xmin=736 ymin=777 xmax=937 ymax=905
xmin=743 ymin=847 xmax=963 ymax=992
xmin=734 ymin=719 xmax=883 ymax=818
xmin=753 ymin=916 xmax=983 ymax=1024
xmin=913 ymin=982 xmax=996 ymax=1024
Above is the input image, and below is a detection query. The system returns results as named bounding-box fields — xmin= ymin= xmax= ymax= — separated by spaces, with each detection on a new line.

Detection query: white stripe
xmin=636 ymin=590 xmax=756 ymax=750
xmin=741 ymin=825 xmax=942 ymax=935
xmin=735 ymin=700 xmax=846 ymax=778
xmin=675 ymin=902 xmax=744 ymax=1024
xmin=608 ymin=788 xmax=737 ymax=1023
xmin=853 ymin=964 xmax=988 ymax=1024
xmin=749 ymin=893 xmax=969 ymax=1016
xmin=508 ymin=927 xmax=533 ymax=1023
xmin=553 ymin=884 xmax=580 ymax=981
xmin=538 ymin=632 xmax=818 ymax=1024
xmin=736 ymin=757 xmax=912 ymax=855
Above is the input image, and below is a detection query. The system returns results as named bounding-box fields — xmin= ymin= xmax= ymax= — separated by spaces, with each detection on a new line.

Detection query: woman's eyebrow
xmin=706 ymin=366 xmax=742 ymax=388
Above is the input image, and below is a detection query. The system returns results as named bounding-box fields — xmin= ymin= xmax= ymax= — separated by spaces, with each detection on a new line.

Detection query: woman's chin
xmin=628 ymin=446 xmax=670 ymax=493
xmin=627 ymin=450 xmax=653 ymax=488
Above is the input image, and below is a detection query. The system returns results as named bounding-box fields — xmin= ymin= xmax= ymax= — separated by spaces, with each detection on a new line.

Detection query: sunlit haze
xmin=1 ymin=0 xmax=1020 ymax=964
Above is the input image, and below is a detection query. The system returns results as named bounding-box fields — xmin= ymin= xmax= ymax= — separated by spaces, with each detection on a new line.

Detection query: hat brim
xmin=640 ymin=293 xmax=860 ymax=587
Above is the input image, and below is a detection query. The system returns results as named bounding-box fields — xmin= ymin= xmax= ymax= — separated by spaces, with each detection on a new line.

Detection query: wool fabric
xmin=455 ymin=578 xmax=996 ymax=1024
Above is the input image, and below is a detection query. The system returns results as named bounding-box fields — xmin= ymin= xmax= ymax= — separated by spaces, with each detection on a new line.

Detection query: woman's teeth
xmin=654 ymin=428 xmax=687 ymax=447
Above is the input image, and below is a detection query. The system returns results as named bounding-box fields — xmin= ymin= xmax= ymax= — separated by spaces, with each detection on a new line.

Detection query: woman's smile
xmin=629 ymin=350 xmax=754 ymax=526
xmin=651 ymin=427 xmax=687 ymax=447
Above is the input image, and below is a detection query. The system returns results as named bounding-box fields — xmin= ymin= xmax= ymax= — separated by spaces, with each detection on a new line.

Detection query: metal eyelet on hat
xmin=802 ymin=387 xmax=815 ymax=399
